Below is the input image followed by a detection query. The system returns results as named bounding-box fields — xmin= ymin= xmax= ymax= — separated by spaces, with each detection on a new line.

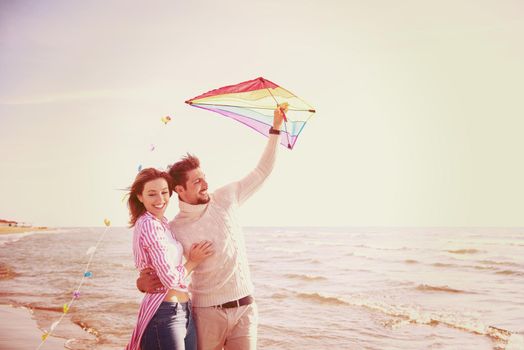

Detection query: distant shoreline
xmin=0 ymin=226 xmax=49 ymax=235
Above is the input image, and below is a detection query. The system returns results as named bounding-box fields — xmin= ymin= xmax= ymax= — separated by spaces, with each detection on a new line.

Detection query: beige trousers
xmin=193 ymin=302 xmax=258 ymax=350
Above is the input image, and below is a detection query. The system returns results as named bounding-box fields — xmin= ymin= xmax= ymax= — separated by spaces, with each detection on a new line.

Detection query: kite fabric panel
xmin=185 ymin=77 xmax=316 ymax=149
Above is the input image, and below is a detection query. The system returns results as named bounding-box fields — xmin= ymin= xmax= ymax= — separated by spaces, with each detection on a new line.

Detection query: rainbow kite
xmin=185 ymin=77 xmax=316 ymax=149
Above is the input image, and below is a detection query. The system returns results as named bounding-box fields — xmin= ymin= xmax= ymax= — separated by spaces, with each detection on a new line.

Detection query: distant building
xmin=0 ymin=219 xmax=18 ymax=227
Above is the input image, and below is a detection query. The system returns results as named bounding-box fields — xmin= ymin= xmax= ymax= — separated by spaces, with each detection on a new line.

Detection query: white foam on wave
xmin=349 ymin=295 xmax=517 ymax=348
xmin=264 ymin=246 xmax=308 ymax=254
xmin=291 ymin=290 xmax=517 ymax=348
xmin=0 ymin=229 xmax=63 ymax=247
xmin=284 ymin=273 xmax=327 ymax=281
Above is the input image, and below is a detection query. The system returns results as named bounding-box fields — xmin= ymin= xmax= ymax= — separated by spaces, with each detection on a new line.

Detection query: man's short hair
xmin=168 ymin=153 xmax=200 ymax=190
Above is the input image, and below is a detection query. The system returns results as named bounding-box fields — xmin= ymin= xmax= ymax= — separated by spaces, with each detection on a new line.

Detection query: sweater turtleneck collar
xmin=178 ymin=199 xmax=208 ymax=214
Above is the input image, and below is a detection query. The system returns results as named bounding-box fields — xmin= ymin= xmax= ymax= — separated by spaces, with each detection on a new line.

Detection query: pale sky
xmin=1 ymin=0 xmax=523 ymax=227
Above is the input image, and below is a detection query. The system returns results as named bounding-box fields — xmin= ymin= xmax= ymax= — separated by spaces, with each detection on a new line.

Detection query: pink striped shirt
xmin=126 ymin=211 xmax=187 ymax=350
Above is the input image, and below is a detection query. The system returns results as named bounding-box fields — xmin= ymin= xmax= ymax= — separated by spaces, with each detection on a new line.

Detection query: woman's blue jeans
xmin=141 ymin=301 xmax=197 ymax=350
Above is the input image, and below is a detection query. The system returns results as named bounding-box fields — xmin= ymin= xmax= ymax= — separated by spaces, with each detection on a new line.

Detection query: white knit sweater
xmin=170 ymin=135 xmax=280 ymax=307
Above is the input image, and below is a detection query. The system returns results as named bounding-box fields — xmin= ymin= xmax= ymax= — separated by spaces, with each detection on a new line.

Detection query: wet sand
xmin=0 ymin=304 xmax=65 ymax=349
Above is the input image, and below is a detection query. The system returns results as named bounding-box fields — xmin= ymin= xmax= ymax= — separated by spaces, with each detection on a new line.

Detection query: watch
xmin=269 ymin=127 xmax=280 ymax=135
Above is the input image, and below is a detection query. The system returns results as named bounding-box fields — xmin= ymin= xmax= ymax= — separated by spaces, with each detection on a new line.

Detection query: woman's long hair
xmin=127 ymin=168 xmax=173 ymax=227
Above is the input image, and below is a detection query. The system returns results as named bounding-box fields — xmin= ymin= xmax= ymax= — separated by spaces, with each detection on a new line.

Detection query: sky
xmin=1 ymin=0 xmax=523 ymax=227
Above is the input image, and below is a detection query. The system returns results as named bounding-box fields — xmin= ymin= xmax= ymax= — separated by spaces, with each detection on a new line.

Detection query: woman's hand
xmin=188 ymin=240 xmax=215 ymax=265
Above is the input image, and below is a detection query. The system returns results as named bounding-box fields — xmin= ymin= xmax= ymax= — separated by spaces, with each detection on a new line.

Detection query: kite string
xmin=137 ymin=115 xmax=173 ymax=173
xmin=36 ymin=221 xmax=111 ymax=349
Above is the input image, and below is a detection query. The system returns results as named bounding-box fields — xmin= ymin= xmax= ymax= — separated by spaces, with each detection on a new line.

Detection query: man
xmin=137 ymin=105 xmax=286 ymax=349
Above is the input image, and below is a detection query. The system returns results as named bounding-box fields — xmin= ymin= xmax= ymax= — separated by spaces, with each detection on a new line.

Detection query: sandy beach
xmin=0 ymin=304 xmax=66 ymax=349
xmin=0 ymin=226 xmax=48 ymax=235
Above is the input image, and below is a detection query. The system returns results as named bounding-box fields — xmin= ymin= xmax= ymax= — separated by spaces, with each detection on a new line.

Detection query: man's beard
xmin=196 ymin=194 xmax=210 ymax=204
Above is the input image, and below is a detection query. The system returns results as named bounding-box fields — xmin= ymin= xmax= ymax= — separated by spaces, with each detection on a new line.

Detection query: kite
xmin=185 ymin=77 xmax=316 ymax=149
xmin=161 ymin=116 xmax=172 ymax=125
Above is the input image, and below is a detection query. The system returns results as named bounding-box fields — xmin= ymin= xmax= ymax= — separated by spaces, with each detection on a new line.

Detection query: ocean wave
xmin=446 ymin=249 xmax=483 ymax=254
xmin=415 ymin=284 xmax=469 ymax=294
xmin=472 ymin=265 xmax=524 ymax=276
xmin=270 ymin=292 xmax=288 ymax=300
xmin=0 ymin=229 xmax=65 ymax=247
xmin=479 ymin=259 xmax=520 ymax=267
xmin=0 ymin=232 xmax=39 ymax=247
xmin=352 ymin=253 xmax=379 ymax=261
xmin=348 ymin=297 xmax=515 ymax=346
xmin=295 ymin=292 xmax=349 ymax=306
xmin=74 ymin=320 xmax=101 ymax=337
xmin=431 ymin=261 xmax=518 ymax=275
xmin=284 ymin=273 xmax=327 ymax=281
xmin=28 ymin=304 xmax=64 ymax=313
xmin=290 ymin=291 xmax=516 ymax=347
xmin=495 ymin=270 xmax=524 ymax=276
xmin=283 ymin=255 xmax=323 ymax=265
xmin=0 ymin=262 xmax=18 ymax=280
xmin=432 ymin=262 xmax=458 ymax=268
xmin=102 ymin=301 xmax=140 ymax=314
xmin=473 ymin=265 xmax=497 ymax=271
xmin=354 ymin=244 xmax=410 ymax=251
xmin=265 ymin=256 xmax=322 ymax=265
xmin=106 ymin=262 xmax=135 ymax=269
xmin=264 ymin=247 xmax=308 ymax=254
xmin=304 ymin=241 xmax=346 ymax=247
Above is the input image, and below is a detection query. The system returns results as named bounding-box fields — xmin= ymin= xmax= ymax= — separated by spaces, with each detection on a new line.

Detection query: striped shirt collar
xmin=143 ymin=211 xmax=169 ymax=225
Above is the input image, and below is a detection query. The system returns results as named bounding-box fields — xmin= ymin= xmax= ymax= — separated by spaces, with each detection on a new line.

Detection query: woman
xmin=126 ymin=168 xmax=214 ymax=350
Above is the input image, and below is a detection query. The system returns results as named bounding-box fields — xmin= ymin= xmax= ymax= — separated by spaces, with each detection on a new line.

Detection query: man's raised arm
xmin=234 ymin=104 xmax=286 ymax=206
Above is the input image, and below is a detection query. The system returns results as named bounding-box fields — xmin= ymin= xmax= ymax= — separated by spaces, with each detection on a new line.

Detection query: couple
xmin=126 ymin=106 xmax=285 ymax=350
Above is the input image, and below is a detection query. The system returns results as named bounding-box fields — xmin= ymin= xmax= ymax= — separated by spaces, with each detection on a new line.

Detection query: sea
xmin=0 ymin=227 xmax=523 ymax=350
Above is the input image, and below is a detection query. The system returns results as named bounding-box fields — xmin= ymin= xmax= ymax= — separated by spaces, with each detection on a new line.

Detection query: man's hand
xmin=136 ymin=267 xmax=163 ymax=293
xmin=273 ymin=102 xmax=288 ymax=130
